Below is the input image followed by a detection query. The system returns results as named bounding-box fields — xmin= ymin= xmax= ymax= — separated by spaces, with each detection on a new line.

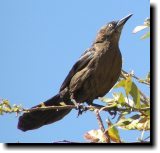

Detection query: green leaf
xmin=117 ymin=93 xmax=125 ymax=104
xmin=146 ymin=72 xmax=150 ymax=83
xmin=107 ymin=119 xmax=121 ymax=143
xmin=143 ymin=110 xmax=150 ymax=117
xmin=4 ymin=107 xmax=12 ymax=112
xmin=116 ymin=115 xmax=150 ymax=131
xmin=99 ymin=97 xmax=114 ymax=103
xmin=141 ymin=31 xmax=150 ymax=39
xmin=129 ymin=82 xmax=140 ymax=108
xmin=114 ymin=77 xmax=132 ymax=96
xmin=112 ymin=92 xmax=126 ymax=106
xmin=0 ymin=106 xmax=3 ymax=115
xmin=136 ymin=118 xmax=150 ymax=131
xmin=125 ymin=77 xmax=132 ymax=96
xmin=114 ymin=79 xmax=126 ymax=89
xmin=115 ymin=78 xmax=140 ymax=108
xmin=116 ymin=118 xmax=132 ymax=130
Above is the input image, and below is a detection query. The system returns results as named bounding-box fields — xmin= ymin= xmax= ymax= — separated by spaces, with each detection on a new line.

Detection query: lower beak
xmin=116 ymin=14 xmax=133 ymax=29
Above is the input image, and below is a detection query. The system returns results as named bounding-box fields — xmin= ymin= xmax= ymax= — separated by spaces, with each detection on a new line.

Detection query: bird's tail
xmin=18 ymin=94 xmax=72 ymax=131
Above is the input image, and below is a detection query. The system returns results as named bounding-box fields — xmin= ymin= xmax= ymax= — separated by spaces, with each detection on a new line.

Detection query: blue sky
xmin=0 ymin=0 xmax=150 ymax=143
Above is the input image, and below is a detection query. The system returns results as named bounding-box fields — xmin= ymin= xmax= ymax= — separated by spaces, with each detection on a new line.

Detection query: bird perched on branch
xmin=18 ymin=14 xmax=132 ymax=131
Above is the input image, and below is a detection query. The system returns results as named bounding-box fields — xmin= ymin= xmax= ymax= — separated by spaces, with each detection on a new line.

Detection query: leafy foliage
xmin=0 ymin=99 xmax=23 ymax=115
xmin=115 ymin=76 xmax=141 ymax=108
xmin=132 ymin=17 xmax=150 ymax=39
xmin=84 ymin=129 xmax=108 ymax=143
xmin=84 ymin=72 xmax=150 ymax=143
xmin=84 ymin=18 xmax=150 ymax=143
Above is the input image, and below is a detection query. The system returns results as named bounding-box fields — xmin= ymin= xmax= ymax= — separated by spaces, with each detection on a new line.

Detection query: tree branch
xmin=121 ymin=69 xmax=150 ymax=86
xmin=94 ymin=109 xmax=110 ymax=143
xmin=22 ymin=104 xmax=150 ymax=114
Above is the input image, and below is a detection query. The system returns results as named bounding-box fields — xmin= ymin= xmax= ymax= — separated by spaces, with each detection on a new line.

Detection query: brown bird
xmin=18 ymin=14 xmax=132 ymax=131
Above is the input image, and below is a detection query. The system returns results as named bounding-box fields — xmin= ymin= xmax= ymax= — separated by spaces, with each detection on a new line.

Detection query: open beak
xmin=116 ymin=14 xmax=133 ymax=30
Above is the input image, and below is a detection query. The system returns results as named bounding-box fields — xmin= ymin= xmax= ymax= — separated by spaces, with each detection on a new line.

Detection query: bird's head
xmin=95 ymin=14 xmax=133 ymax=43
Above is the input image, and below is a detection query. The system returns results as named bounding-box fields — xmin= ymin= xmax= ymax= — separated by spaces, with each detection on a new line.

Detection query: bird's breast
xmin=88 ymin=45 xmax=122 ymax=97
xmin=69 ymin=43 xmax=122 ymax=103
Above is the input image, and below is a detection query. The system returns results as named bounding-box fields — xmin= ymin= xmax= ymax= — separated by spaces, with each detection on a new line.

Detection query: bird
xmin=18 ymin=14 xmax=132 ymax=131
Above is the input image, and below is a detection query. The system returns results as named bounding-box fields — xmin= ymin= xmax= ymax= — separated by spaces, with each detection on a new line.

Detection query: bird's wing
xmin=60 ymin=48 xmax=95 ymax=91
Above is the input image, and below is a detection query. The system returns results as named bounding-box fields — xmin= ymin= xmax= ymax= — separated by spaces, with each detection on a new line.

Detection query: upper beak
xmin=116 ymin=14 xmax=133 ymax=29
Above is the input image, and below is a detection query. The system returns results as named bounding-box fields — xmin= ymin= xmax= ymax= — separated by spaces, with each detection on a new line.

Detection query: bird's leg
xmin=71 ymin=98 xmax=78 ymax=107
xmin=108 ymin=110 xmax=117 ymax=119
xmin=71 ymin=98 xmax=87 ymax=116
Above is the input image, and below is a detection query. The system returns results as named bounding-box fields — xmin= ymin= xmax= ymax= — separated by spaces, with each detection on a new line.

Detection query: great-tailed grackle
xmin=18 ymin=14 xmax=132 ymax=131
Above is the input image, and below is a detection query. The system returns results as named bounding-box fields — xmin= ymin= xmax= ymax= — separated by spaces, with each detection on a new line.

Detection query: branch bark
xmin=22 ymin=104 xmax=150 ymax=114
xmin=95 ymin=109 xmax=110 ymax=143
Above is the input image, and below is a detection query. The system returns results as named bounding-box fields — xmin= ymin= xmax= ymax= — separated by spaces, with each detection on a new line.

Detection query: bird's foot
xmin=71 ymin=99 xmax=87 ymax=117
xmin=108 ymin=110 xmax=117 ymax=119
xmin=77 ymin=104 xmax=87 ymax=117
xmin=71 ymin=98 xmax=78 ymax=106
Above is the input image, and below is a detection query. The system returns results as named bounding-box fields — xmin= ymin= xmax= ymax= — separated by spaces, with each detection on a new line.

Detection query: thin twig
xmin=121 ymin=69 xmax=150 ymax=86
xmin=143 ymin=136 xmax=150 ymax=141
xmin=22 ymin=104 xmax=150 ymax=115
xmin=94 ymin=109 xmax=110 ymax=143
xmin=95 ymin=109 xmax=105 ymax=132
xmin=139 ymin=90 xmax=150 ymax=103
xmin=23 ymin=105 xmax=76 ymax=112
xmin=139 ymin=120 xmax=149 ymax=142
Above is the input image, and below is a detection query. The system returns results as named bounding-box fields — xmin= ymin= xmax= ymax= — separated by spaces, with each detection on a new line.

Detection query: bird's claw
xmin=71 ymin=99 xmax=87 ymax=117
xmin=76 ymin=104 xmax=87 ymax=117
xmin=108 ymin=110 xmax=117 ymax=119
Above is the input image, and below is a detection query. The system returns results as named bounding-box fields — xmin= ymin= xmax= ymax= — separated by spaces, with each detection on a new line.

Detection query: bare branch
xmin=22 ymin=104 xmax=150 ymax=115
xmin=94 ymin=109 xmax=110 ymax=143
xmin=22 ymin=103 xmax=150 ymax=116
xmin=94 ymin=109 xmax=105 ymax=132
xmin=121 ymin=69 xmax=150 ymax=86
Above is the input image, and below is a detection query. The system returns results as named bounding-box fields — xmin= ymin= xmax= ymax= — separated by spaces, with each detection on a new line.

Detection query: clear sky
xmin=0 ymin=0 xmax=150 ymax=143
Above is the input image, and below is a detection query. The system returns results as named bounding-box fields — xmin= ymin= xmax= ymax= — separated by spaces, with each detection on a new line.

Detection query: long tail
xmin=18 ymin=94 xmax=72 ymax=131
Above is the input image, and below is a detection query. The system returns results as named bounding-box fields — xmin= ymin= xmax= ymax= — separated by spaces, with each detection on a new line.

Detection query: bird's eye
xmin=108 ymin=24 xmax=113 ymax=27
